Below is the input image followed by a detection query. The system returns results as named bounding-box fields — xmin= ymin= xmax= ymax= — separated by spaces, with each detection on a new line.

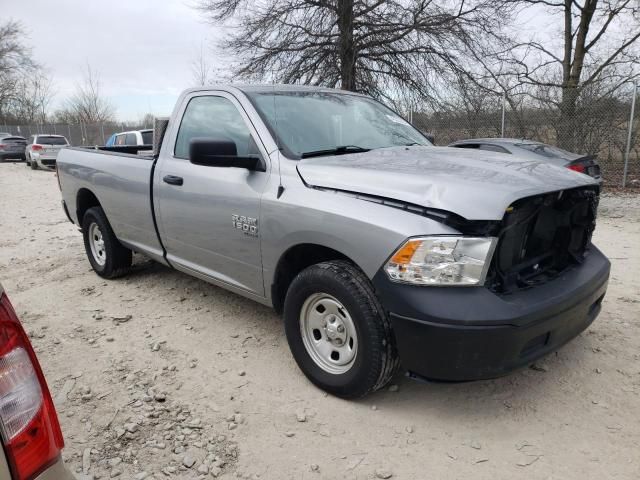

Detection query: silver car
xmin=448 ymin=138 xmax=602 ymax=183
xmin=26 ymin=134 xmax=70 ymax=170
xmin=0 ymin=284 xmax=74 ymax=480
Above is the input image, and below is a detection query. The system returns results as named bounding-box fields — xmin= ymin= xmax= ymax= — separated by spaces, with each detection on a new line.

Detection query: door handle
xmin=163 ymin=175 xmax=183 ymax=186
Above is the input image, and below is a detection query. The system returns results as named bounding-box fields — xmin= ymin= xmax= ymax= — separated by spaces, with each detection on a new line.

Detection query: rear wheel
xmin=30 ymin=158 xmax=37 ymax=170
xmin=82 ymin=206 xmax=132 ymax=278
xmin=284 ymin=260 xmax=399 ymax=398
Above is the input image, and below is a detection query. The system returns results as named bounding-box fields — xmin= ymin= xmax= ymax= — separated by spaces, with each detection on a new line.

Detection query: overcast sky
xmin=4 ymin=1 xmax=561 ymax=123
xmin=4 ymin=0 xmax=223 ymax=121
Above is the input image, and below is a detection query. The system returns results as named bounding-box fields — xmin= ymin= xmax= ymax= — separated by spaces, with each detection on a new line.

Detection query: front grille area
xmin=487 ymin=186 xmax=599 ymax=294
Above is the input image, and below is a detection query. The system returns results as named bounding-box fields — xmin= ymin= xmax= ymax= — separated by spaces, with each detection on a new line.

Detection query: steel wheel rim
xmin=88 ymin=222 xmax=106 ymax=266
xmin=300 ymin=293 xmax=358 ymax=374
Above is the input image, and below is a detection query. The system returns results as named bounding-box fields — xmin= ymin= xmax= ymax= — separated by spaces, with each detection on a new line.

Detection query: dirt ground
xmin=1 ymin=161 xmax=639 ymax=480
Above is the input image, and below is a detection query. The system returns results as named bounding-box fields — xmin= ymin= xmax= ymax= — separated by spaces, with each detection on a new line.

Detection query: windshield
xmin=516 ymin=143 xmax=579 ymax=161
xmin=246 ymin=91 xmax=431 ymax=159
xmin=36 ymin=136 xmax=67 ymax=145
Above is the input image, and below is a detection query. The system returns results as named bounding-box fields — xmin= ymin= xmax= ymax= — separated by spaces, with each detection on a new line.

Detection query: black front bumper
xmin=373 ymin=246 xmax=610 ymax=381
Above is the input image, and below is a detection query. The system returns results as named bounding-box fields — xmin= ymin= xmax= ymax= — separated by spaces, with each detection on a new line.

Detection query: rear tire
xmin=284 ymin=260 xmax=399 ymax=398
xmin=30 ymin=159 xmax=37 ymax=170
xmin=82 ymin=206 xmax=132 ymax=278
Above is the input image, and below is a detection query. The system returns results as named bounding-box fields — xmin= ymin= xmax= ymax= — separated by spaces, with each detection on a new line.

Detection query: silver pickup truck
xmin=57 ymin=85 xmax=610 ymax=398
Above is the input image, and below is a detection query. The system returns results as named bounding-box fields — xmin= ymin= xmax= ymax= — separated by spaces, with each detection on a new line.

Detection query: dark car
xmin=0 ymin=135 xmax=27 ymax=162
xmin=448 ymin=138 xmax=602 ymax=183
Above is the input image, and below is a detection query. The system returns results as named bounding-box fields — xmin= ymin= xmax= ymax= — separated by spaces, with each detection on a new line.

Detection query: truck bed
xmin=57 ymin=146 xmax=166 ymax=264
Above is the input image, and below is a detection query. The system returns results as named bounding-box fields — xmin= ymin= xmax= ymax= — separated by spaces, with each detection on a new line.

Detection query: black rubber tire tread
xmin=284 ymin=260 xmax=400 ymax=398
xmin=30 ymin=159 xmax=37 ymax=169
xmin=82 ymin=206 xmax=132 ymax=279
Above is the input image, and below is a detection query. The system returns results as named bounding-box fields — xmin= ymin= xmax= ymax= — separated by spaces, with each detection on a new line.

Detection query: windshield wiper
xmin=300 ymin=145 xmax=370 ymax=159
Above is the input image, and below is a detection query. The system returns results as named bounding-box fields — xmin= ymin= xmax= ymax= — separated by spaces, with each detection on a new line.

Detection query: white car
xmin=26 ymin=135 xmax=70 ymax=170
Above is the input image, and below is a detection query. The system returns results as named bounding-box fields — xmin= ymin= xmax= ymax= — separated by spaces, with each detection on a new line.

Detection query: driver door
xmin=154 ymin=92 xmax=271 ymax=296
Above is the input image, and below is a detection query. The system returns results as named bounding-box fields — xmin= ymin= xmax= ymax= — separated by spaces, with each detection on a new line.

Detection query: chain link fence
xmin=0 ymin=122 xmax=149 ymax=147
xmin=3 ymin=85 xmax=639 ymax=188
xmin=412 ymin=84 xmax=639 ymax=189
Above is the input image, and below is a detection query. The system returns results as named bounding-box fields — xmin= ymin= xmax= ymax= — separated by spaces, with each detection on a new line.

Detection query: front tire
xmin=284 ymin=260 xmax=399 ymax=398
xmin=82 ymin=206 xmax=132 ymax=278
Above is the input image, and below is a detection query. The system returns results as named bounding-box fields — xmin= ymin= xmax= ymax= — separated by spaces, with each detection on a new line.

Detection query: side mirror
xmin=189 ymin=137 xmax=263 ymax=171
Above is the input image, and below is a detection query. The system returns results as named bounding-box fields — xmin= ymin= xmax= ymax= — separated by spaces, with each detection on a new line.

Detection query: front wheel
xmin=284 ymin=261 xmax=399 ymax=398
xmin=82 ymin=206 xmax=132 ymax=278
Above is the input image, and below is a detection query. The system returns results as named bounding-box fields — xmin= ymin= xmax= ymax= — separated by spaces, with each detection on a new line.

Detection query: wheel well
xmin=76 ymin=188 xmax=101 ymax=224
xmin=271 ymin=244 xmax=353 ymax=314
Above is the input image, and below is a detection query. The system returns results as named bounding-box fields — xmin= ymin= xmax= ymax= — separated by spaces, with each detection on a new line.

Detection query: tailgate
xmin=42 ymin=145 xmax=64 ymax=156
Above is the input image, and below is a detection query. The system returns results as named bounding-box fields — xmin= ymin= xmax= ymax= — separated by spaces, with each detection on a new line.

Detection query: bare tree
xmin=140 ymin=113 xmax=156 ymax=127
xmin=0 ymin=20 xmax=38 ymax=122
xmin=12 ymin=71 xmax=55 ymax=123
xmin=196 ymin=0 xmax=513 ymax=103
xmin=192 ymin=42 xmax=213 ymax=86
xmin=449 ymin=77 xmax=504 ymax=138
xmin=59 ymin=64 xmax=115 ymax=124
xmin=505 ymin=0 xmax=640 ymax=149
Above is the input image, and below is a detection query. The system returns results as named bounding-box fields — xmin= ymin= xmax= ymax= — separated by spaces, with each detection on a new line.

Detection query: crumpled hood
xmin=296 ymin=146 xmax=597 ymax=220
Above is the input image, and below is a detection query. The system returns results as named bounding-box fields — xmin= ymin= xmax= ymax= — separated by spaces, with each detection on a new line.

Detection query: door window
xmin=115 ymin=134 xmax=126 ymax=146
xmin=174 ymin=96 xmax=253 ymax=159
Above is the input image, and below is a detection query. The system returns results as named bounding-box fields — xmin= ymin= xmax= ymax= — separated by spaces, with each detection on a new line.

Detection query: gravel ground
xmin=1 ymin=161 xmax=639 ymax=480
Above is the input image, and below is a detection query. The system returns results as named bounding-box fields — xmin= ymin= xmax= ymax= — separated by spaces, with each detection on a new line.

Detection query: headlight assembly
xmin=384 ymin=236 xmax=497 ymax=286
